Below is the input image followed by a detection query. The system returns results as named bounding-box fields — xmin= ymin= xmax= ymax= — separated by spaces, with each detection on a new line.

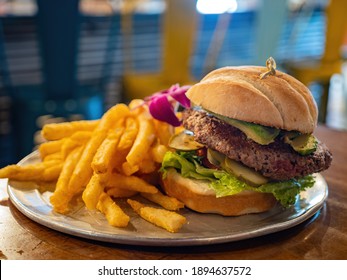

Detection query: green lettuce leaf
xmin=160 ymin=151 xmax=315 ymax=207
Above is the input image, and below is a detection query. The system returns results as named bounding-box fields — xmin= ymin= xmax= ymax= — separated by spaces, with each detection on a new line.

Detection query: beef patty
xmin=183 ymin=109 xmax=332 ymax=181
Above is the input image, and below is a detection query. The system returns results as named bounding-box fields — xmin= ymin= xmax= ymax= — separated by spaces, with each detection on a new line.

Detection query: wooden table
xmin=0 ymin=125 xmax=346 ymax=260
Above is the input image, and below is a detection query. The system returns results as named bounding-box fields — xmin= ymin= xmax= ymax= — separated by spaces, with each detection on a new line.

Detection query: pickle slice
xmin=207 ymin=149 xmax=225 ymax=166
xmin=222 ymin=158 xmax=269 ymax=186
xmin=168 ymin=130 xmax=204 ymax=151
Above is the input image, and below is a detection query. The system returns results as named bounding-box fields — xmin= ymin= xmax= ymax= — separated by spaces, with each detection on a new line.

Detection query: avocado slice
xmin=208 ymin=111 xmax=280 ymax=145
xmin=284 ymin=133 xmax=318 ymax=155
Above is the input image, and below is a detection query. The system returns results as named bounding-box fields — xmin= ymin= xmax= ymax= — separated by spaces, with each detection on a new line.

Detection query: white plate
xmin=7 ymin=152 xmax=328 ymax=246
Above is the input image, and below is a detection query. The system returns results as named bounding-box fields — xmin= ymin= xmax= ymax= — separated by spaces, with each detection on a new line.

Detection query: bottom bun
xmin=160 ymin=169 xmax=277 ymax=216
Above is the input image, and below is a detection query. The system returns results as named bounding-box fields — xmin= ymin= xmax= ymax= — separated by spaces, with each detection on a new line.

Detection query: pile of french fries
xmin=0 ymin=100 xmax=187 ymax=233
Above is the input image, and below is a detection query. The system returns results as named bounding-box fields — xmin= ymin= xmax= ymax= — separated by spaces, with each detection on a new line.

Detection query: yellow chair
xmin=121 ymin=0 xmax=198 ymax=100
xmin=286 ymin=0 xmax=347 ymax=123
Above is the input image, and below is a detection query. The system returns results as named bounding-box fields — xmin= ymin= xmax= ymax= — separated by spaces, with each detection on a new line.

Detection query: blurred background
xmin=0 ymin=0 xmax=347 ymax=167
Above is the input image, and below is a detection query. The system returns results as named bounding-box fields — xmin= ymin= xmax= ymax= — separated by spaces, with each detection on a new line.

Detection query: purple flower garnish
xmin=144 ymin=84 xmax=191 ymax=126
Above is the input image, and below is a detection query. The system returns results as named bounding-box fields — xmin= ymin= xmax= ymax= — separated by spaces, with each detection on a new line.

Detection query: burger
xmin=159 ymin=61 xmax=332 ymax=216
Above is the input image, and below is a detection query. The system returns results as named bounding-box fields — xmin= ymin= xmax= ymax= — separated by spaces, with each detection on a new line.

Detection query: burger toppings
xmin=206 ymin=108 xmax=318 ymax=154
xmin=161 ymin=150 xmax=315 ymax=208
xmin=283 ymin=132 xmax=318 ymax=155
xmin=168 ymin=130 xmax=204 ymax=151
xmin=206 ymin=109 xmax=280 ymax=145
xmin=220 ymin=154 xmax=270 ymax=186
xmin=160 ymin=107 xmax=329 ymax=208
xmin=182 ymin=109 xmax=332 ymax=181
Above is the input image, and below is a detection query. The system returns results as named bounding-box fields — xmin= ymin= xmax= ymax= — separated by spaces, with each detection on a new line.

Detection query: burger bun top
xmin=186 ymin=66 xmax=318 ymax=134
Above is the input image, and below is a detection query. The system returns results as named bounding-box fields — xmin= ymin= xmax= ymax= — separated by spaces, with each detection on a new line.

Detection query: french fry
xmin=117 ymin=117 xmax=138 ymax=151
xmin=0 ymin=160 xmax=60 ymax=182
xmin=97 ymin=192 xmax=130 ymax=227
xmin=67 ymin=130 xmax=102 ymax=194
xmin=128 ymin=99 xmax=145 ymax=112
xmin=97 ymin=103 xmax=129 ymax=130
xmin=127 ymin=199 xmax=186 ymax=233
xmin=106 ymin=187 xmax=137 ymax=198
xmin=82 ymin=173 xmax=104 ymax=210
xmin=137 ymin=157 xmax=157 ymax=174
xmin=67 ymin=104 xmax=130 ymax=199
xmin=125 ymin=116 xmax=155 ymax=167
xmin=42 ymin=120 xmax=99 ymax=141
xmin=43 ymin=151 xmax=62 ymax=163
xmin=141 ymin=191 xmax=184 ymax=211
xmin=0 ymin=164 xmax=44 ymax=181
xmin=70 ymin=130 xmax=93 ymax=142
xmin=100 ymin=172 xmax=158 ymax=194
xmin=42 ymin=162 xmax=63 ymax=181
xmin=50 ymin=146 xmax=83 ymax=213
xmin=39 ymin=138 xmax=65 ymax=159
xmin=108 ymin=118 xmax=137 ymax=173
xmin=150 ymin=142 xmax=169 ymax=163
xmin=61 ymin=131 xmax=92 ymax=159
xmin=1 ymin=98 xmax=189 ymax=232
xmin=153 ymin=119 xmax=173 ymax=146
xmin=92 ymin=127 xmax=124 ymax=174
xmin=121 ymin=161 xmax=139 ymax=176
xmin=36 ymin=180 xmax=56 ymax=193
